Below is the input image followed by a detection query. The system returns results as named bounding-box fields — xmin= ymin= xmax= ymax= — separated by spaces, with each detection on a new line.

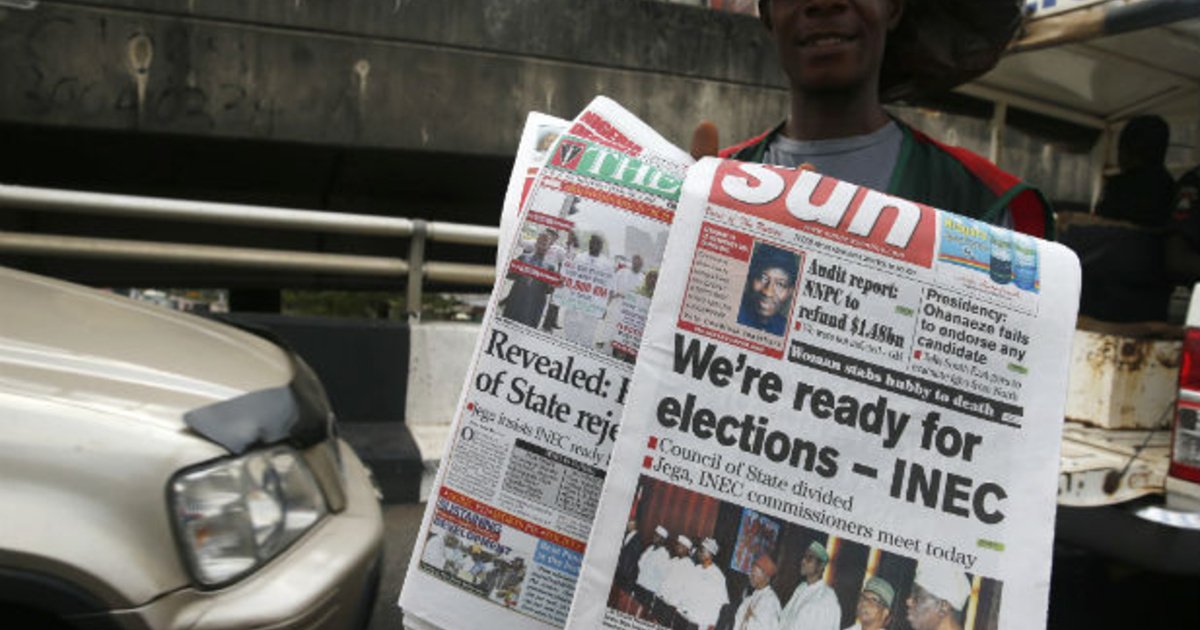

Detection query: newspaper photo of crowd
xmin=606 ymin=476 xmax=1003 ymax=630
xmin=419 ymin=528 xmax=529 ymax=610
xmin=498 ymin=188 xmax=668 ymax=363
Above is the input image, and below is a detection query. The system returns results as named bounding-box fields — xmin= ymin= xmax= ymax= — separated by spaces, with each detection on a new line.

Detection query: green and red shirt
xmin=720 ymin=121 xmax=1055 ymax=239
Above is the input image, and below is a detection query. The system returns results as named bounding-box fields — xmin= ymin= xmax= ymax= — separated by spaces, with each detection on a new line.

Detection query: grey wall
xmin=0 ymin=0 xmax=790 ymax=154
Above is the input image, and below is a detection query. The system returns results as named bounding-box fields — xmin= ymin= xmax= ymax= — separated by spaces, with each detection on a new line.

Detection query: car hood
xmin=0 ymin=267 xmax=293 ymax=437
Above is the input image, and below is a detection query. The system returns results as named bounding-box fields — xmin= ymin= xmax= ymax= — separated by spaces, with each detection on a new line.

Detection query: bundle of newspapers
xmin=400 ymin=97 xmax=1080 ymax=630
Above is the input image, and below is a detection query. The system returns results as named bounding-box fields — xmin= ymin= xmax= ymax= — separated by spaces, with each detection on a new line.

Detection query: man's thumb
xmin=691 ymin=121 xmax=719 ymax=160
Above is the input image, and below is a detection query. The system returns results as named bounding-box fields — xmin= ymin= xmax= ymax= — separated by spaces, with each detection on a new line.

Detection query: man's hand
xmin=691 ymin=121 xmax=720 ymax=160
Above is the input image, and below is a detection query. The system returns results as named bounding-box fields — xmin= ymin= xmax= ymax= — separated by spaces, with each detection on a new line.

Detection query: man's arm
xmin=692 ymin=121 xmax=720 ymax=159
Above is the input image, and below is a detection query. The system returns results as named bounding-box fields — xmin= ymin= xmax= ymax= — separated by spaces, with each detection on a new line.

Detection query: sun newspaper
xmin=565 ymin=157 xmax=1080 ymax=630
xmin=399 ymin=97 xmax=693 ymax=630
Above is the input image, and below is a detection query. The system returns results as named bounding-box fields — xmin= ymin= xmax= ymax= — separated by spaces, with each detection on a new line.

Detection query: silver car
xmin=0 ymin=266 xmax=384 ymax=628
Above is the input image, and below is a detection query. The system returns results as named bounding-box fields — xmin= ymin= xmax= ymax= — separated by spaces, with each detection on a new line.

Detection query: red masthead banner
xmin=708 ymin=161 xmax=937 ymax=268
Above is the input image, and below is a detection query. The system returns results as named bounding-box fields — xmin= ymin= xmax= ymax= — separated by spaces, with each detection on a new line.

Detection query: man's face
xmin=674 ymin=541 xmax=689 ymax=557
xmin=751 ymin=266 xmax=794 ymax=319
xmin=856 ymin=590 xmax=891 ymax=628
xmin=766 ymin=0 xmax=902 ymax=95
xmin=799 ymin=551 xmax=821 ymax=580
xmin=632 ymin=255 xmax=644 ymax=273
xmin=749 ymin=565 xmax=770 ymax=590
xmin=905 ymin=584 xmax=944 ymax=630
xmin=699 ymin=548 xmax=714 ymax=566
xmin=535 ymin=231 xmax=554 ymax=255
xmin=588 ymin=235 xmax=603 ymax=256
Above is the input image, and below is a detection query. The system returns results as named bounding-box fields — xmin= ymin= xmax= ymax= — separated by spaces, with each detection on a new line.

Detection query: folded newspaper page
xmin=400 ymin=97 xmax=693 ymax=630
xmin=497 ymin=112 xmax=570 ymax=273
xmin=566 ymin=158 xmax=1080 ymax=630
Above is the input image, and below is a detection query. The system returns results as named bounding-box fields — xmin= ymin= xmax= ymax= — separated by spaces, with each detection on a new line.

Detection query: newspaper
xmin=565 ymin=158 xmax=1080 ymax=630
xmin=497 ymin=112 xmax=570 ymax=273
xmin=400 ymin=97 xmax=693 ymax=630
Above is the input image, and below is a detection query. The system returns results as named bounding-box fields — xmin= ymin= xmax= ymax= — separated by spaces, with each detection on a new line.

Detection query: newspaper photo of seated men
xmin=498 ymin=189 xmax=667 ymax=364
xmin=604 ymin=476 xmax=1003 ymax=630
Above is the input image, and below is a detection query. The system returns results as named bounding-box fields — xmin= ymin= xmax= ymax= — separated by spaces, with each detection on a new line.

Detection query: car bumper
xmin=104 ymin=440 xmax=384 ymax=630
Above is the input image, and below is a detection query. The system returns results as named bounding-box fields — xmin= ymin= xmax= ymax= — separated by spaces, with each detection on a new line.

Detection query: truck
xmin=957 ymin=0 xmax=1200 ymax=583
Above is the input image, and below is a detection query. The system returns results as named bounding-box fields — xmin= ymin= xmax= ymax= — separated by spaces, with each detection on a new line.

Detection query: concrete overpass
xmin=0 ymin=0 xmax=788 ymax=289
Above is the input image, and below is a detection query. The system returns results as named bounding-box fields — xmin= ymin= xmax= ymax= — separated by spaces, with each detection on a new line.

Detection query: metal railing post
xmin=407 ymin=219 xmax=428 ymax=323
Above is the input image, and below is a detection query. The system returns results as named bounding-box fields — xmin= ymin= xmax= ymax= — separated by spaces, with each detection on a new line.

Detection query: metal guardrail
xmin=0 ymin=184 xmax=500 ymax=319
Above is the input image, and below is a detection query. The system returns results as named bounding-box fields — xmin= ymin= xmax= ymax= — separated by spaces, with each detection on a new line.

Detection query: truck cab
xmin=964 ymin=0 xmax=1200 ymax=577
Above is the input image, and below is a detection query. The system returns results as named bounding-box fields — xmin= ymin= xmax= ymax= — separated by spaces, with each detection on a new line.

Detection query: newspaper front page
xmin=566 ymin=158 xmax=1080 ymax=630
xmin=400 ymin=97 xmax=693 ymax=630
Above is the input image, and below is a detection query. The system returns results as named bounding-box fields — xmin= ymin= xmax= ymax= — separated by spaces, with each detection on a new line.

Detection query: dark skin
xmin=855 ymin=590 xmax=891 ymax=630
xmin=799 ymin=550 xmax=825 ymax=584
xmin=691 ymin=0 xmax=904 ymax=157
xmin=588 ymin=235 xmax=604 ymax=256
xmin=769 ymin=0 xmax=903 ymax=139
xmin=905 ymin=584 xmax=962 ymax=630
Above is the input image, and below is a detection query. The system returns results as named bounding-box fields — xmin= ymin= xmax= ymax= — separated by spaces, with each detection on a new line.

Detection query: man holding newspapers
xmin=404 ymin=1 xmax=1077 ymax=629
xmin=562 ymin=234 xmax=616 ymax=349
xmin=553 ymin=0 xmax=1074 ymax=628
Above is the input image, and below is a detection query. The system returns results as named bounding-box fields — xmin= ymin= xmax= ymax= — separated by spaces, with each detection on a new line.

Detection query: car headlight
xmin=170 ymin=446 xmax=328 ymax=586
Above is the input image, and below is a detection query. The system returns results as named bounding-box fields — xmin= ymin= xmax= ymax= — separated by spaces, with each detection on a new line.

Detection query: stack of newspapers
xmin=399 ymin=97 xmax=1080 ymax=630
